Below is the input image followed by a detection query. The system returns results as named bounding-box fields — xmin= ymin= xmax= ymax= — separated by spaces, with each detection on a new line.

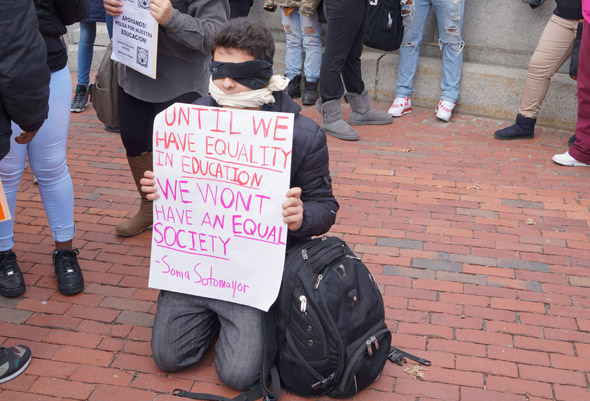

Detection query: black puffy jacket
xmin=34 ymin=0 xmax=89 ymax=71
xmin=196 ymin=91 xmax=339 ymax=246
xmin=0 ymin=0 xmax=50 ymax=161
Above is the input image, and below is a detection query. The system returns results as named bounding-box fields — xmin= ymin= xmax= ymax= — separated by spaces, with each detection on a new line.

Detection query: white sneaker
xmin=552 ymin=151 xmax=590 ymax=166
xmin=435 ymin=99 xmax=455 ymax=122
xmin=388 ymin=97 xmax=412 ymax=117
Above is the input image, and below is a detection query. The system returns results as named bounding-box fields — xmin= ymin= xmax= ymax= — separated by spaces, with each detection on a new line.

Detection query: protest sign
xmin=0 ymin=178 xmax=10 ymax=222
xmin=149 ymin=103 xmax=294 ymax=311
xmin=111 ymin=0 xmax=158 ymax=79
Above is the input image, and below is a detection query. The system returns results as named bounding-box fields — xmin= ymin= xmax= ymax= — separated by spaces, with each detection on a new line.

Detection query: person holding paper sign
xmin=140 ymin=18 xmax=338 ymax=391
xmin=103 ymin=0 xmax=229 ymax=237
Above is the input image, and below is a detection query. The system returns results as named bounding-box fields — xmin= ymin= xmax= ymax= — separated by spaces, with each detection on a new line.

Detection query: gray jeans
xmin=151 ymin=290 xmax=263 ymax=390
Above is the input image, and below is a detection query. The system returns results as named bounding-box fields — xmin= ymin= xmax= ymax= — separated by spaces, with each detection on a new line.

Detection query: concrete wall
xmin=69 ymin=0 xmax=578 ymax=130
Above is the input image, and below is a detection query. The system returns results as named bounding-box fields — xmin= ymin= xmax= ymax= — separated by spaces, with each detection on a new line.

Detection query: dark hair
xmin=210 ymin=17 xmax=275 ymax=61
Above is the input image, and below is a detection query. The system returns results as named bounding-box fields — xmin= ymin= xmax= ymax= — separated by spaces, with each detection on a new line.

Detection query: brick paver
xmin=1 ymin=80 xmax=589 ymax=400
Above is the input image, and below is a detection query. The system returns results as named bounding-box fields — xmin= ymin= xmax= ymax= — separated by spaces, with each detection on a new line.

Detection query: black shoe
xmin=494 ymin=114 xmax=536 ymax=140
xmin=286 ymin=75 xmax=302 ymax=99
xmin=104 ymin=124 xmax=120 ymax=133
xmin=302 ymin=80 xmax=319 ymax=106
xmin=0 ymin=251 xmax=26 ymax=297
xmin=53 ymin=249 xmax=84 ymax=295
xmin=0 ymin=345 xmax=32 ymax=383
xmin=71 ymin=85 xmax=89 ymax=113
xmin=568 ymin=134 xmax=576 ymax=147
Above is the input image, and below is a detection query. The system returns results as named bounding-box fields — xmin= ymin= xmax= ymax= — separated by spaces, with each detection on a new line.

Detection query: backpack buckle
xmin=311 ymin=372 xmax=335 ymax=390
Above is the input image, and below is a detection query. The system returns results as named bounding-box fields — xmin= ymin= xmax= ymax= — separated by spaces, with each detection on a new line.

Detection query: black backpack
xmin=364 ymin=0 xmax=403 ymax=52
xmin=276 ymin=236 xmax=392 ymax=398
xmin=173 ymin=237 xmax=430 ymax=400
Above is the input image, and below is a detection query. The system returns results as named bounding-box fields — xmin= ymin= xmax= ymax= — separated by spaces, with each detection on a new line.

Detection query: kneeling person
xmin=140 ymin=18 xmax=339 ymax=390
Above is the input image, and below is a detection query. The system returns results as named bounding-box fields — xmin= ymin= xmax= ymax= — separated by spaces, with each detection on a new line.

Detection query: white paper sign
xmin=149 ymin=103 xmax=294 ymax=311
xmin=111 ymin=0 xmax=158 ymax=79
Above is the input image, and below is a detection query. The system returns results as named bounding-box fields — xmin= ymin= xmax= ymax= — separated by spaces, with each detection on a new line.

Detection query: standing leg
xmin=282 ymin=8 xmax=303 ymax=98
xmin=395 ymin=0 xmax=432 ymax=99
xmin=496 ymin=14 xmax=577 ymax=140
xmin=300 ymin=10 xmax=322 ymax=105
xmin=566 ymin=19 xmax=590 ymax=165
xmin=28 ymin=67 xmax=84 ymax=295
xmin=72 ymin=21 xmax=96 ymax=113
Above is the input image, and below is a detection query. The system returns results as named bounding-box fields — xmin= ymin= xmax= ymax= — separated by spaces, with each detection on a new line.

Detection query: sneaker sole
xmin=58 ymin=280 xmax=84 ymax=295
xmin=388 ymin=108 xmax=411 ymax=117
xmin=0 ymin=283 xmax=26 ymax=297
xmin=0 ymin=354 xmax=31 ymax=384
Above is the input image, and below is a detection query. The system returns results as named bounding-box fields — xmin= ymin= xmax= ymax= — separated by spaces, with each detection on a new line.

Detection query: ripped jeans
xmin=281 ymin=7 xmax=322 ymax=82
xmin=396 ymin=0 xmax=465 ymax=103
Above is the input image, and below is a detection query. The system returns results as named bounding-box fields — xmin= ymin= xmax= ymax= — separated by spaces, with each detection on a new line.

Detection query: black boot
xmin=286 ymin=75 xmax=302 ymax=99
xmin=301 ymin=80 xmax=318 ymax=106
xmin=568 ymin=134 xmax=576 ymax=147
xmin=494 ymin=114 xmax=536 ymax=140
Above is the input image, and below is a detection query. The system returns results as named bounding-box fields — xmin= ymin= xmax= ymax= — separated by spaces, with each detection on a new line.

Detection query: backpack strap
xmin=388 ymin=346 xmax=432 ymax=367
xmin=173 ymin=306 xmax=281 ymax=401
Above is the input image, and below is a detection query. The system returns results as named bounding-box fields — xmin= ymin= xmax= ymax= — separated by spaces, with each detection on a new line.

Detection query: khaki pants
xmin=519 ymin=14 xmax=579 ymax=119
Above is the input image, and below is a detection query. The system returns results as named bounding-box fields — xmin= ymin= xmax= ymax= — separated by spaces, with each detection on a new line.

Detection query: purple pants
xmin=569 ymin=19 xmax=590 ymax=164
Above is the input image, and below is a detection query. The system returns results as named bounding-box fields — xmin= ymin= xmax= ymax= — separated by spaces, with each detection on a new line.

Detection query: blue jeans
xmin=396 ymin=0 xmax=465 ymax=103
xmin=77 ymin=18 xmax=113 ymax=87
xmin=281 ymin=7 xmax=322 ymax=82
xmin=0 ymin=67 xmax=75 ymax=251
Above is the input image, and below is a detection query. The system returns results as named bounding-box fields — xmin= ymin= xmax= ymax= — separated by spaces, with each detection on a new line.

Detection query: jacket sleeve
xmin=289 ymin=120 xmax=339 ymax=239
xmin=0 ymin=1 xmax=50 ymax=134
xmin=53 ymin=0 xmax=90 ymax=25
xmin=163 ymin=0 xmax=230 ymax=53
xmin=298 ymin=0 xmax=321 ymax=18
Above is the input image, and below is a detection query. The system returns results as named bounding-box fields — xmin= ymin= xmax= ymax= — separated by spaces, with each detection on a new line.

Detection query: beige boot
xmin=116 ymin=152 xmax=153 ymax=236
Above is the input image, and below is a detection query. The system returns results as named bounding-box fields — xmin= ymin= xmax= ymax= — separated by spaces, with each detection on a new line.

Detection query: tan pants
xmin=519 ymin=14 xmax=579 ymax=119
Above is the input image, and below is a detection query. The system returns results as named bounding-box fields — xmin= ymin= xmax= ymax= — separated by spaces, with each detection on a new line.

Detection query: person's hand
xmin=14 ymin=130 xmax=38 ymax=144
xmin=140 ymin=170 xmax=160 ymax=200
xmin=282 ymin=187 xmax=303 ymax=231
xmin=150 ymin=0 xmax=174 ymax=25
xmin=104 ymin=0 xmax=123 ymax=17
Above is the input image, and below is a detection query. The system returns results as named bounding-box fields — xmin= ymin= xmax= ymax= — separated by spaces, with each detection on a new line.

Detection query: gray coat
xmin=118 ymin=0 xmax=230 ymax=103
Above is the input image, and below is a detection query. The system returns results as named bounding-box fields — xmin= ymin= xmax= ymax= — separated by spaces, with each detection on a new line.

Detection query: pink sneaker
xmin=388 ymin=97 xmax=412 ymax=117
xmin=435 ymin=99 xmax=455 ymax=122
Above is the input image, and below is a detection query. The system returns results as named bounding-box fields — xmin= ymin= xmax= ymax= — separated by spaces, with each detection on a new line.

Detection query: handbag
xmin=89 ymin=43 xmax=119 ymax=128
xmin=363 ymin=0 xmax=403 ymax=52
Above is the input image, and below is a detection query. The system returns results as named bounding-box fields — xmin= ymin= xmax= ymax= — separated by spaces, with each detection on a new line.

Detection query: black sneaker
xmin=0 ymin=251 xmax=26 ymax=297
xmin=53 ymin=249 xmax=84 ymax=295
xmin=71 ymin=85 xmax=89 ymax=113
xmin=0 ymin=345 xmax=32 ymax=383
xmin=103 ymin=124 xmax=120 ymax=133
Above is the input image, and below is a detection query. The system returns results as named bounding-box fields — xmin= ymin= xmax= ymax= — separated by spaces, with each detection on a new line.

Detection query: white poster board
xmin=111 ymin=0 xmax=158 ymax=79
xmin=149 ymin=103 xmax=294 ymax=311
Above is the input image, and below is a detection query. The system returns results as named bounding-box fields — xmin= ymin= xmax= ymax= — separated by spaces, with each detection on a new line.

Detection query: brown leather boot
xmin=116 ymin=152 xmax=153 ymax=236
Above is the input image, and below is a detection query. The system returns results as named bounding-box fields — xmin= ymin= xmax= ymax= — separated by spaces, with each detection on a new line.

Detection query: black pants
xmin=319 ymin=0 xmax=368 ymax=102
xmin=118 ymin=87 xmax=200 ymax=157
xmin=229 ymin=0 xmax=252 ymax=18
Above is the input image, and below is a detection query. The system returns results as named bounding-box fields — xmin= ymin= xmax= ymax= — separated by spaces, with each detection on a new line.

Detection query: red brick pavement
xmin=1 ymin=85 xmax=589 ymax=400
